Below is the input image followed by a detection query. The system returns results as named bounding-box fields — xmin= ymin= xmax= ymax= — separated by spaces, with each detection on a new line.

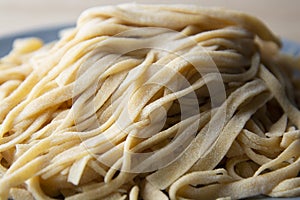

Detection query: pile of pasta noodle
xmin=1 ymin=4 xmax=300 ymax=200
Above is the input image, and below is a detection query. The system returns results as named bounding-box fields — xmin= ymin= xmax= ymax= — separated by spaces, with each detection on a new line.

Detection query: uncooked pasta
xmin=0 ymin=3 xmax=300 ymax=200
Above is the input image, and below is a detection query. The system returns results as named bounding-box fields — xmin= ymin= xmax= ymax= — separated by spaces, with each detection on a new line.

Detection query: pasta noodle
xmin=0 ymin=3 xmax=300 ymax=200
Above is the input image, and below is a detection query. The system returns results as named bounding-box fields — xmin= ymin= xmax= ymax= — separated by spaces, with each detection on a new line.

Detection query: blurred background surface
xmin=0 ymin=0 xmax=299 ymax=42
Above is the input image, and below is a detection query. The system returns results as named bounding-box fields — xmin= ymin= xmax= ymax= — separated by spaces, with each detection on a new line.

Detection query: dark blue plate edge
xmin=1 ymin=25 xmax=300 ymax=58
xmin=0 ymin=24 xmax=74 ymax=57
xmin=281 ymin=38 xmax=300 ymax=57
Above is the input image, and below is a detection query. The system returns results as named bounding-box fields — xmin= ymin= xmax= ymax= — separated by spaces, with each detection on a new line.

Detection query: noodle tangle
xmin=0 ymin=4 xmax=300 ymax=200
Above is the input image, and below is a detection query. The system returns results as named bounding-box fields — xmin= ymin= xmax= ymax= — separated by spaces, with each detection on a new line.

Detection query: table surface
xmin=0 ymin=0 xmax=299 ymax=42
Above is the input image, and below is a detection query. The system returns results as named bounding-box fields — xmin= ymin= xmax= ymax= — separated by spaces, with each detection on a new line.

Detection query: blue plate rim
xmin=0 ymin=24 xmax=300 ymax=58
xmin=0 ymin=24 xmax=74 ymax=57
